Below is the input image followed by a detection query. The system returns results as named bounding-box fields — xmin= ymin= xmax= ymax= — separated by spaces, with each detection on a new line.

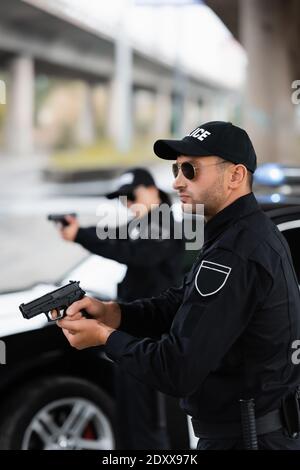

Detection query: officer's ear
xmin=228 ymin=164 xmax=247 ymax=188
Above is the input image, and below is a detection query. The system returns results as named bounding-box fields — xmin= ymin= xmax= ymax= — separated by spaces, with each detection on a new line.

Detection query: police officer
xmin=60 ymin=168 xmax=183 ymax=301
xmin=57 ymin=121 xmax=300 ymax=450
xmin=59 ymin=167 xmax=184 ymax=450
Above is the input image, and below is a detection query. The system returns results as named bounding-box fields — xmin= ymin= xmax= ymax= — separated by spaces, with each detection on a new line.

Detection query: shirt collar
xmin=204 ymin=192 xmax=260 ymax=246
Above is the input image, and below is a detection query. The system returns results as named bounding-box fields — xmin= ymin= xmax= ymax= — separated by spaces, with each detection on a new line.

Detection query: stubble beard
xmin=199 ymin=175 xmax=226 ymax=219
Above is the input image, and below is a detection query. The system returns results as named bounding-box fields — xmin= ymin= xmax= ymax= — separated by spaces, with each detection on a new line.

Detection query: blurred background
xmin=1 ymin=0 xmax=300 ymax=452
xmin=0 ymin=0 xmax=300 ymax=291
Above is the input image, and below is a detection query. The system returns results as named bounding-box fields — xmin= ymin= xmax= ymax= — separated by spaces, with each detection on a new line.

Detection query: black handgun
xmin=19 ymin=280 xmax=86 ymax=323
xmin=47 ymin=213 xmax=77 ymax=227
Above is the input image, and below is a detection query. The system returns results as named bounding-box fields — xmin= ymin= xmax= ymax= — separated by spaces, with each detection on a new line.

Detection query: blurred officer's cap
xmin=106 ymin=168 xmax=156 ymax=199
xmin=153 ymin=121 xmax=257 ymax=173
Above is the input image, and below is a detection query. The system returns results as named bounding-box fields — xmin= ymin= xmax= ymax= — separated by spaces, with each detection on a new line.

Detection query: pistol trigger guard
xmin=46 ymin=311 xmax=56 ymax=322
xmin=45 ymin=312 xmax=52 ymax=322
xmin=47 ymin=309 xmax=63 ymax=322
xmin=56 ymin=309 xmax=64 ymax=321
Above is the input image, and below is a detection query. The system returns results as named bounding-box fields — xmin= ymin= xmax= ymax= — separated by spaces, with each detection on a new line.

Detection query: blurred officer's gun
xmin=47 ymin=213 xmax=77 ymax=227
xmin=19 ymin=280 xmax=86 ymax=323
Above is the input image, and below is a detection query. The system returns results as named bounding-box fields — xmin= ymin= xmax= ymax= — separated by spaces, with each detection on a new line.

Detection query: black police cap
xmin=153 ymin=121 xmax=257 ymax=173
xmin=106 ymin=168 xmax=156 ymax=199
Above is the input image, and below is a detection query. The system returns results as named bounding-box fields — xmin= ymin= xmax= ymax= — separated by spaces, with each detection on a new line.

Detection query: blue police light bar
xmin=135 ymin=0 xmax=203 ymax=5
xmin=254 ymin=164 xmax=285 ymax=187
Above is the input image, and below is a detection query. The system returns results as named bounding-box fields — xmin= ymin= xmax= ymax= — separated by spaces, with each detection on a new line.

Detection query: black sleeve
xmin=117 ymin=279 xmax=186 ymax=338
xmin=105 ymin=249 xmax=273 ymax=397
xmin=75 ymin=226 xmax=179 ymax=267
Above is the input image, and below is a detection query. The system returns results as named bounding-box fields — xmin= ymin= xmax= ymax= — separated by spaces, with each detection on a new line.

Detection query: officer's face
xmin=126 ymin=186 xmax=160 ymax=218
xmin=172 ymin=155 xmax=228 ymax=218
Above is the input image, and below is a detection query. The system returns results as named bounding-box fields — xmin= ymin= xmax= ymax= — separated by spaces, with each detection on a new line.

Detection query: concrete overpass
xmin=0 ymin=0 xmax=235 ymax=155
xmin=207 ymin=0 xmax=300 ymax=164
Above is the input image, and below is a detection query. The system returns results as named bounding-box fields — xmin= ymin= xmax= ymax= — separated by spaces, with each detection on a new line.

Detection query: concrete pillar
xmin=5 ymin=55 xmax=34 ymax=155
xmin=153 ymin=87 xmax=172 ymax=136
xmin=200 ymin=95 xmax=220 ymax=123
xmin=171 ymin=67 xmax=188 ymax=137
xmin=208 ymin=93 xmax=238 ymax=123
xmin=182 ymin=97 xmax=202 ymax=134
xmin=0 ymin=79 xmax=5 ymax=105
xmin=107 ymin=24 xmax=133 ymax=153
xmin=240 ymin=0 xmax=297 ymax=164
xmin=75 ymin=82 xmax=95 ymax=146
xmin=171 ymin=92 xmax=183 ymax=136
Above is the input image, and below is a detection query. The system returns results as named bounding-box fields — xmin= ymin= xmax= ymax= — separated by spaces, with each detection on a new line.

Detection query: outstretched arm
xmin=75 ymin=225 xmax=181 ymax=268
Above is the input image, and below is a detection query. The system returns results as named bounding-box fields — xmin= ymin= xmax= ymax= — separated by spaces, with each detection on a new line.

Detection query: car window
xmin=278 ymin=223 xmax=300 ymax=283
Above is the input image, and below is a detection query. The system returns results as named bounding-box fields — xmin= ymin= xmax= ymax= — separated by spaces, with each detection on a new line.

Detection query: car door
xmin=267 ymin=206 xmax=300 ymax=282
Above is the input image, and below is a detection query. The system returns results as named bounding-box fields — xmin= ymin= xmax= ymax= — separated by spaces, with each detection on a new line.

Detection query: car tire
xmin=0 ymin=375 xmax=116 ymax=450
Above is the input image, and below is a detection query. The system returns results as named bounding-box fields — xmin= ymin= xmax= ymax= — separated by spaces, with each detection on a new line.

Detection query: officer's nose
xmin=173 ymin=169 xmax=187 ymax=191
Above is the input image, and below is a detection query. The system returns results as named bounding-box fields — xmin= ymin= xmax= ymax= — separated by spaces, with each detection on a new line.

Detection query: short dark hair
xmin=217 ymin=157 xmax=253 ymax=190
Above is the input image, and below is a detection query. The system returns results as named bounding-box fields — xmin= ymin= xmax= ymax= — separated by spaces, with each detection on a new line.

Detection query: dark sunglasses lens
xmin=181 ymin=162 xmax=195 ymax=180
xmin=172 ymin=163 xmax=179 ymax=178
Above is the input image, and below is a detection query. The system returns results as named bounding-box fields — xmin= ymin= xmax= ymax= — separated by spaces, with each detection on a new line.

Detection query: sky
xmin=29 ymin=0 xmax=246 ymax=89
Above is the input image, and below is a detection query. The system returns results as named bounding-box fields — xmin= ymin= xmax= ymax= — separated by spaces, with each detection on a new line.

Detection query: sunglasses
xmin=172 ymin=161 xmax=228 ymax=180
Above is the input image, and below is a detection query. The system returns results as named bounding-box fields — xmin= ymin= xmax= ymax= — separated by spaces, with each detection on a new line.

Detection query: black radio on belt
xmin=281 ymin=387 xmax=300 ymax=438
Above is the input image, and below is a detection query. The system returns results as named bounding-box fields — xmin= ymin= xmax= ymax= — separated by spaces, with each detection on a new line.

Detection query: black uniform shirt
xmin=105 ymin=193 xmax=300 ymax=422
xmin=75 ymin=205 xmax=184 ymax=301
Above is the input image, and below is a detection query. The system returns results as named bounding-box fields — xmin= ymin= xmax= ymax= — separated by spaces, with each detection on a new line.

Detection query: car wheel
xmin=0 ymin=376 xmax=116 ymax=450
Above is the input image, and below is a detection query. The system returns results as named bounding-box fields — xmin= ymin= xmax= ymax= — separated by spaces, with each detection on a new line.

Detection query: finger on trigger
xmin=66 ymin=297 xmax=89 ymax=316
